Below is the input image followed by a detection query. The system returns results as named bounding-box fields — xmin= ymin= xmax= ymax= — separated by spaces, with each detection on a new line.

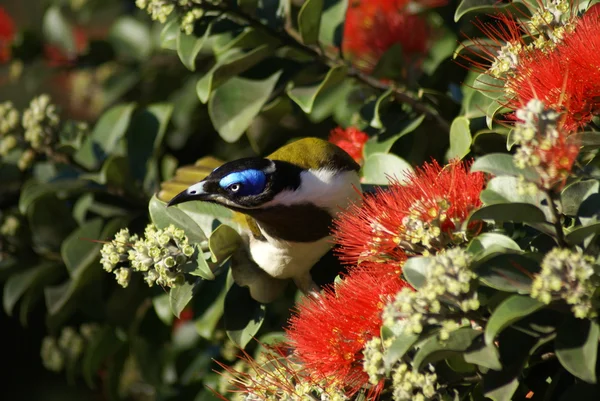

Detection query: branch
xmin=201 ymin=1 xmax=450 ymax=133
xmin=543 ymin=190 xmax=568 ymax=248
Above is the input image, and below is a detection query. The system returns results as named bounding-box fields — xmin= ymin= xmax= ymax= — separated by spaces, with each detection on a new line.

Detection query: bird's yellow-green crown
xmin=268 ymin=137 xmax=360 ymax=172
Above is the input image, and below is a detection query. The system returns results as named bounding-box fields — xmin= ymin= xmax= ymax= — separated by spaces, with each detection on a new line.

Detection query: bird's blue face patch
xmin=219 ymin=169 xmax=267 ymax=196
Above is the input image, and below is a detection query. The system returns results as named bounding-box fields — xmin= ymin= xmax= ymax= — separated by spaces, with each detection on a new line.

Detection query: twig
xmin=543 ymin=190 xmax=568 ymax=248
xmin=199 ymin=1 xmax=451 ymax=133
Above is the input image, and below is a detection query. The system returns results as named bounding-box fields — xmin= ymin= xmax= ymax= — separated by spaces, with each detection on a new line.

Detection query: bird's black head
xmin=167 ymin=158 xmax=302 ymax=211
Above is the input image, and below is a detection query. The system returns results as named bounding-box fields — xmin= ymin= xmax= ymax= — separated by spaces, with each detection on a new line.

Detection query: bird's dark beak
xmin=167 ymin=182 xmax=209 ymax=207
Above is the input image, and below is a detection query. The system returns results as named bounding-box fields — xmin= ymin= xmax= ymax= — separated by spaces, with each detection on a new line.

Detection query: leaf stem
xmin=198 ymin=1 xmax=451 ymax=133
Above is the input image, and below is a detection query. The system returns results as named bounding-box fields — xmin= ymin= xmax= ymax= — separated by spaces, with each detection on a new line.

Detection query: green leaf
xmin=177 ymin=28 xmax=211 ymax=71
xmin=384 ymin=333 xmax=419 ymax=371
xmin=188 ymin=248 xmax=216 ymax=280
xmin=152 ymin=294 xmax=174 ymax=326
xmin=567 ymin=223 xmax=600 ymax=244
xmin=195 ymin=282 xmax=227 ymax=339
xmin=149 ymin=195 xmax=207 ymax=244
xmin=402 ymin=256 xmax=432 ymax=289
xmin=471 ymin=153 xmax=539 ymax=182
xmin=224 ymin=283 xmax=266 ymax=348
xmin=82 ymin=326 xmax=123 ymax=388
xmin=196 ymin=45 xmax=274 ymax=103
xmin=160 ymin=19 xmax=179 ymax=50
xmin=561 ymin=180 xmax=599 ymax=216
xmin=28 ymin=195 xmax=77 ymax=251
xmin=61 ymin=218 xmax=104 ymax=277
xmin=361 ymin=153 xmax=413 ymax=185
xmin=318 ymin=0 xmax=348 ymax=47
xmin=74 ymin=103 xmax=136 ymax=170
xmin=43 ymin=6 xmax=75 ymax=54
xmin=568 ymin=131 xmax=600 ymax=148
xmin=364 ymin=115 xmax=425 ymax=156
xmin=3 ymin=263 xmax=60 ymax=316
xmin=413 ymin=328 xmax=481 ymax=370
xmin=298 ymin=0 xmax=324 ymax=45
xmin=555 ymin=317 xmax=598 ymax=384
xmin=209 ymin=224 xmax=243 ymax=264
xmin=455 ymin=0 xmax=529 ymax=22
xmin=464 ymin=339 xmax=502 ymax=370
xmin=170 ymin=280 xmax=197 ymax=318
xmin=209 ymin=71 xmax=282 ymax=143
xmin=126 ymin=103 xmax=174 ymax=184
xmin=369 ymin=88 xmax=393 ymax=129
xmin=468 ymin=233 xmax=521 ymax=256
xmin=177 ymin=201 xmax=235 ymax=239
xmin=447 ymin=116 xmax=472 ymax=160
xmin=19 ymin=178 xmax=98 ymax=214
xmin=288 ymin=66 xmax=347 ymax=113
xmin=484 ymin=295 xmax=544 ymax=344
xmin=474 ymin=254 xmax=539 ymax=293
xmin=469 ymin=203 xmax=548 ymax=224
xmin=109 ymin=16 xmax=152 ymax=61
xmin=371 ymin=44 xmax=405 ymax=81
xmin=472 ymin=73 xmax=505 ymax=100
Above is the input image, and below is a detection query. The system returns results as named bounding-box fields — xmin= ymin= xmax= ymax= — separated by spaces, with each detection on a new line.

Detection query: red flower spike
xmin=333 ymin=159 xmax=485 ymax=265
xmin=0 ymin=7 xmax=15 ymax=63
xmin=329 ymin=126 xmax=369 ymax=163
xmin=286 ymin=263 xmax=410 ymax=396
xmin=342 ymin=0 xmax=447 ymax=73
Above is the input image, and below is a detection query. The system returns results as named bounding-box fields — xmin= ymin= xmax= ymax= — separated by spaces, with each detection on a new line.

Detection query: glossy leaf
xmin=468 ymin=233 xmax=521 ymax=256
xmin=177 ymin=28 xmax=211 ymax=71
xmin=109 ymin=16 xmax=152 ymax=61
xmin=170 ymin=280 xmax=198 ymax=318
xmin=208 ymin=224 xmax=243 ymax=264
xmin=61 ymin=218 xmax=103 ymax=276
xmin=383 ymin=333 xmax=419 ymax=371
xmin=75 ymin=103 xmax=136 ymax=170
xmin=188 ymin=249 xmax=216 ymax=280
xmin=209 ymin=71 xmax=282 ymax=143
xmin=361 ymin=153 xmax=413 ymax=185
xmin=561 ymin=180 xmax=599 ymax=216
xmin=43 ymin=6 xmax=75 ymax=54
xmin=160 ymin=19 xmax=179 ymax=50
xmin=555 ymin=317 xmax=598 ymax=384
xmin=82 ymin=326 xmax=124 ymax=388
xmin=196 ymin=45 xmax=274 ymax=103
xmin=364 ymin=114 xmax=425 ymax=156
xmin=469 ymin=203 xmax=547 ymax=224
xmin=318 ymin=0 xmax=347 ymax=47
xmin=464 ymin=338 xmax=502 ymax=370
xmin=447 ymin=116 xmax=472 ymax=160
xmin=567 ymin=223 xmax=600 ymax=244
xmin=471 ymin=153 xmax=539 ymax=182
xmin=455 ymin=0 xmax=529 ymax=22
xmin=474 ymin=253 xmax=539 ymax=293
xmin=3 ymin=263 xmax=60 ymax=316
xmin=149 ymin=195 xmax=207 ymax=244
xmin=298 ymin=0 xmax=324 ymax=45
xmin=288 ymin=66 xmax=347 ymax=113
xmin=484 ymin=295 xmax=544 ymax=344
xmin=413 ymin=328 xmax=481 ymax=370
xmin=224 ymin=283 xmax=266 ymax=348
xmin=19 ymin=178 xmax=98 ymax=214
xmin=402 ymin=256 xmax=432 ymax=289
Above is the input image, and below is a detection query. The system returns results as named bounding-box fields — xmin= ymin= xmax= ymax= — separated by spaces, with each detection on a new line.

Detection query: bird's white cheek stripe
xmin=187 ymin=181 xmax=206 ymax=195
xmin=262 ymin=169 xmax=362 ymax=213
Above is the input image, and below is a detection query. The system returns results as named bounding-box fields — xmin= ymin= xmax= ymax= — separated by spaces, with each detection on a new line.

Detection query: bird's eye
xmin=228 ymin=183 xmax=241 ymax=193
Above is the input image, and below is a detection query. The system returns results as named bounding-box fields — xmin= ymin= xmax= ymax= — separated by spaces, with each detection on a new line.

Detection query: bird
xmin=166 ymin=137 xmax=362 ymax=302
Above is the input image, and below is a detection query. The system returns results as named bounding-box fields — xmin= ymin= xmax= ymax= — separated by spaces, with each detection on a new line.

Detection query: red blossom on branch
xmin=333 ymin=159 xmax=485 ymax=266
xmin=342 ymin=0 xmax=447 ymax=74
xmin=286 ymin=263 xmax=409 ymax=396
xmin=329 ymin=126 xmax=369 ymax=163
xmin=0 ymin=7 xmax=15 ymax=63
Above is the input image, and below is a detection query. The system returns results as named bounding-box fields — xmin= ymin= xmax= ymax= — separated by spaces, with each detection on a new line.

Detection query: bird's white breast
xmin=247 ymin=168 xmax=362 ymax=279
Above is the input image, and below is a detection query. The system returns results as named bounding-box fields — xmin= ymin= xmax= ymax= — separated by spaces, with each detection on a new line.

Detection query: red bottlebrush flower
xmin=342 ymin=0 xmax=447 ymax=74
xmin=172 ymin=306 xmax=194 ymax=331
xmin=44 ymin=26 xmax=88 ymax=67
xmin=333 ymin=159 xmax=485 ymax=266
xmin=286 ymin=263 xmax=409 ymax=395
xmin=0 ymin=7 xmax=15 ymax=63
xmin=329 ymin=126 xmax=369 ymax=163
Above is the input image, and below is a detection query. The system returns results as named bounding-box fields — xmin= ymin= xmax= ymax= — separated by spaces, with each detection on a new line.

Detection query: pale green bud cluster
xmin=391 ymin=363 xmax=438 ymax=401
xmin=489 ymin=42 xmax=522 ymax=78
xmin=136 ymin=0 xmax=219 ymax=35
xmin=528 ymin=0 xmax=575 ymax=50
xmin=100 ymin=225 xmax=195 ymax=288
xmin=383 ymin=248 xmax=478 ymax=340
xmin=362 ymin=336 xmax=393 ymax=385
xmin=0 ymin=215 xmax=20 ymax=237
xmin=22 ymin=94 xmax=60 ymax=150
xmin=40 ymin=324 xmax=99 ymax=373
xmin=0 ymin=101 xmax=20 ymax=157
xmin=531 ymin=248 xmax=598 ymax=319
